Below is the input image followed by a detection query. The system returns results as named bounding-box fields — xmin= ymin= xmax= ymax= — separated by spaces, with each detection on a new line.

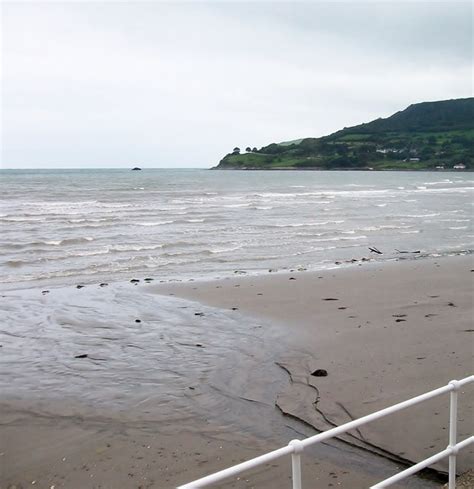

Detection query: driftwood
xmin=369 ymin=246 xmax=382 ymax=254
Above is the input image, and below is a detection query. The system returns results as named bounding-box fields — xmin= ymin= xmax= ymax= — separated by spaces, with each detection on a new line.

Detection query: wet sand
xmin=152 ymin=255 xmax=474 ymax=476
xmin=0 ymin=397 xmax=445 ymax=489
xmin=1 ymin=400 xmax=406 ymax=489
xmin=1 ymin=255 xmax=472 ymax=488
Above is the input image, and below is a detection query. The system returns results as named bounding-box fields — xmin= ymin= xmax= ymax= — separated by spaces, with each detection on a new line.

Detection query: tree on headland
xmin=215 ymin=98 xmax=474 ymax=170
xmin=233 ymin=147 xmax=240 ymax=154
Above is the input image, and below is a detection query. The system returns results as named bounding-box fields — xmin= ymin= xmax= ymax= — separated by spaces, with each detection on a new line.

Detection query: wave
xmin=0 ymin=237 xmax=92 ymax=250
xmin=222 ymin=203 xmax=251 ymax=208
xmin=415 ymin=186 xmax=474 ymax=193
xmin=439 ymin=219 xmax=470 ymax=223
xmin=423 ymin=180 xmax=453 ymax=185
xmin=68 ymin=217 xmax=120 ymax=224
xmin=209 ymin=245 xmax=243 ymax=254
xmin=401 ymin=213 xmax=441 ymax=218
xmin=15 ymin=237 xmax=97 ymax=247
xmin=271 ymin=220 xmax=345 ymax=228
xmin=109 ymin=244 xmax=164 ymax=252
xmin=312 ymin=235 xmax=367 ymax=243
xmin=136 ymin=221 xmax=175 ymax=226
xmin=52 ymin=237 xmax=94 ymax=246
xmin=361 ymin=225 xmax=413 ymax=231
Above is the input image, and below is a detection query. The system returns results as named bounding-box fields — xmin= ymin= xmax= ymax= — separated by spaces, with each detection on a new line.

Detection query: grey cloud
xmin=1 ymin=1 xmax=472 ymax=168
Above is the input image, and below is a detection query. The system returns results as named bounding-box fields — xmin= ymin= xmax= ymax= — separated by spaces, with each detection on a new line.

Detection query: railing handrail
xmin=177 ymin=375 xmax=474 ymax=489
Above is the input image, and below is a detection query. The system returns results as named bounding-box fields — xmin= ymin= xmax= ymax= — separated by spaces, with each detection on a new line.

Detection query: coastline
xmin=210 ymin=167 xmax=473 ymax=172
xmin=150 ymin=254 xmax=474 ymax=474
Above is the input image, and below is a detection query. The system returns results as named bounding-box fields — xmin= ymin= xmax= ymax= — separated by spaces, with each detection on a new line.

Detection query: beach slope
xmin=152 ymin=255 xmax=474 ymax=473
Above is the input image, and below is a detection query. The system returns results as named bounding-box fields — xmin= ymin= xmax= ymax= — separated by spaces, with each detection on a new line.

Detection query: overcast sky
xmin=1 ymin=1 xmax=472 ymax=169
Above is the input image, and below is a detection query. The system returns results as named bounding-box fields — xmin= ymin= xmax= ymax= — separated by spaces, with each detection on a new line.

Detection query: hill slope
xmin=214 ymin=98 xmax=474 ymax=170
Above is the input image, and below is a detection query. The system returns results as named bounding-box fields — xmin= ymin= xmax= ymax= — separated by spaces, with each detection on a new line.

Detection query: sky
xmin=1 ymin=1 xmax=472 ymax=169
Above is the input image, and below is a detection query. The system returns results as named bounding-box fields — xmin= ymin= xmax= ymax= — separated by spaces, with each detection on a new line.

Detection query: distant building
xmin=409 ymin=158 xmax=420 ymax=162
xmin=453 ymin=163 xmax=466 ymax=170
xmin=435 ymin=165 xmax=445 ymax=170
xmin=376 ymin=148 xmax=400 ymax=154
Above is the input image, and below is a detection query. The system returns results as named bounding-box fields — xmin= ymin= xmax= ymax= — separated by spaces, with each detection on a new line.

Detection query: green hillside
xmin=214 ymin=98 xmax=474 ymax=170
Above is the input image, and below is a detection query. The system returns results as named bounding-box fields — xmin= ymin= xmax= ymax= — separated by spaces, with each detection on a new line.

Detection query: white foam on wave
xmin=439 ymin=219 xmax=470 ymax=223
xmin=415 ymin=187 xmax=474 ymax=193
xmin=361 ymin=225 xmax=413 ymax=231
xmin=273 ymin=220 xmax=345 ymax=228
xmin=69 ymin=218 xmax=104 ymax=223
xmin=402 ymin=213 xmax=441 ymax=218
xmin=423 ymin=180 xmax=453 ymax=185
xmin=136 ymin=220 xmax=174 ymax=226
xmin=66 ymin=247 xmax=111 ymax=258
xmin=222 ymin=203 xmax=251 ymax=208
xmin=110 ymin=244 xmax=163 ymax=252
xmin=209 ymin=245 xmax=243 ymax=254
xmin=312 ymin=235 xmax=367 ymax=243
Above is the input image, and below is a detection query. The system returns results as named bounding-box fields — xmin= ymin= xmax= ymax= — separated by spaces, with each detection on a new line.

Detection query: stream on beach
xmin=0 ymin=281 xmax=444 ymax=488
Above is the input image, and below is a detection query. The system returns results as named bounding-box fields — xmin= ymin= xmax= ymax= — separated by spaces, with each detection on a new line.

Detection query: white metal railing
xmin=178 ymin=376 xmax=473 ymax=489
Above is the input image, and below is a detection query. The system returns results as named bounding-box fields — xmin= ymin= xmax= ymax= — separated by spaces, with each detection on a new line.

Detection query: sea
xmin=0 ymin=169 xmax=472 ymax=486
xmin=1 ymin=169 xmax=472 ymax=289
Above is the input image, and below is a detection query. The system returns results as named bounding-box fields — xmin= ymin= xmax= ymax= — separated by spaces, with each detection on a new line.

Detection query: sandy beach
xmin=1 ymin=254 xmax=472 ymax=489
xmin=1 ymin=401 xmax=405 ymax=489
xmin=151 ymin=254 xmax=474 ymax=479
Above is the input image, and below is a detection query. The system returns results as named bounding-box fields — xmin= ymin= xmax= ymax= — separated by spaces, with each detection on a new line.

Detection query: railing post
xmin=448 ymin=380 xmax=460 ymax=489
xmin=289 ymin=439 xmax=304 ymax=489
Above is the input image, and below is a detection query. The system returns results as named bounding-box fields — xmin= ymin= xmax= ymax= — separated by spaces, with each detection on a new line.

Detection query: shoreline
xmin=2 ymin=248 xmax=470 ymax=295
xmin=211 ymin=167 xmax=474 ymax=172
xmin=150 ymin=254 xmax=474 ymax=475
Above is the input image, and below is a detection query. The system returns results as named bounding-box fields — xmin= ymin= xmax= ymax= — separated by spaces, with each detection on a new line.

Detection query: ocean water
xmin=0 ymin=169 xmax=472 ymax=289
